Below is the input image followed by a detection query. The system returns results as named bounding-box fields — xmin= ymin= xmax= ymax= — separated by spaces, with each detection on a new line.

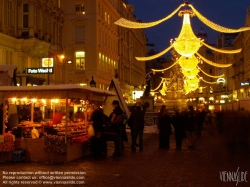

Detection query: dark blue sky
xmin=128 ymin=0 xmax=250 ymax=52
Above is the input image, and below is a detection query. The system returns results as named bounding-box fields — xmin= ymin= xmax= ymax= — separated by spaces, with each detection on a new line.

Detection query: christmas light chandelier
xmin=114 ymin=1 xmax=250 ymax=93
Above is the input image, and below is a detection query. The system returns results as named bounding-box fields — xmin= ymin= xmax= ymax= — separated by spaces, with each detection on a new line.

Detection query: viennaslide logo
xmin=219 ymin=167 xmax=248 ymax=186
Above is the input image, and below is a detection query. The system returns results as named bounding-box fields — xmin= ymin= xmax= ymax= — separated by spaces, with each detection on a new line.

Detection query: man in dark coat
xmin=131 ymin=104 xmax=146 ymax=152
xmin=158 ymin=109 xmax=172 ymax=149
xmin=109 ymin=100 xmax=124 ymax=156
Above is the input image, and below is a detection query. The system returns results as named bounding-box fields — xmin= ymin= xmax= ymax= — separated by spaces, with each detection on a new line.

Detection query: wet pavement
xmin=1 ymin=127 xmax=250 ymax=187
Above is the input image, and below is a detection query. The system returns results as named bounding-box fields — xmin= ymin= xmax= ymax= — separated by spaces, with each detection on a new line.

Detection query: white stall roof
xmin=0 ymin=84 xmax=116 ymax=96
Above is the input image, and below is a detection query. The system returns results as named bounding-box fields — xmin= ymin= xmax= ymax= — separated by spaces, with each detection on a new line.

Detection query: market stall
xmin=0 ymin=84 xmax=116 ymax=162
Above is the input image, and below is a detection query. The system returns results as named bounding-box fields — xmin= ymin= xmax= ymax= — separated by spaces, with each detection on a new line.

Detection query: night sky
xmin=128 ymin=0 xmax=250 ymax=52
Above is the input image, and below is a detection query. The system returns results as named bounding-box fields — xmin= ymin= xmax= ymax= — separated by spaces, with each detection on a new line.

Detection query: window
xmin=76 ymin=5 xmax=85 ymax=14
xmin=108 ymin=15 xmax=110 ymax=24
xmin=23 ymin=3 xmax=29 ymax=28
xmin=209 ymin=69 xmax=212 ymax=74
xmin=7 ymin=0 xmax=14 ymax=27
xmin=99 ymin=53 xmax=101 ymax=70
xmin=105 ymin=12 xmax=107 ymax=22
xmin=75 ymin=52 xmax=85 ymax=71
xmin=75 ymin=26 xmax=85 ymax=43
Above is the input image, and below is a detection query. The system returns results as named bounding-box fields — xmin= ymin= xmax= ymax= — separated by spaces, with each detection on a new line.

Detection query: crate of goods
xmin=12 ymin=149 xmax=26 ymax=162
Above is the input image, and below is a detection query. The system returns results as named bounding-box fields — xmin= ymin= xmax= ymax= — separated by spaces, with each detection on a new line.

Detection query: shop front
xmin=0 ymin=85 xmax=116 ymax=163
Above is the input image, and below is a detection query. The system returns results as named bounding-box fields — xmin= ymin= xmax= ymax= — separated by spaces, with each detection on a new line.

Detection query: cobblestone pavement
xmin=1 ymin=128 xmax=250 ymax=187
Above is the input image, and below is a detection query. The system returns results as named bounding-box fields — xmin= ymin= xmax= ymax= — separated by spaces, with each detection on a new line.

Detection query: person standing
xmin=172 ymin=110 xmax=185 ymax=150
xmin=131 ymin=103 xmax=146 ymax=152
xmin=158 ymin=106 xmax=172 ymax=149
xmin=90 ymin=105 xmax=106 ymax=157
xmin=109 ymin=100 xmax=124 ymax=156
xmin=186 ymin=107 xmax=197 ymax=149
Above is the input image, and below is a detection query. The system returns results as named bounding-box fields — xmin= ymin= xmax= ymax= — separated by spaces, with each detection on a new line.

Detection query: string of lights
xmin=189 ymin=4 xmax=250 ymax=33
xmin=114 ymin=4 xmax=184 ymax=29
xmin=201 ymin=41 xmax=242 ymax=54
xmin=136 ymin=45 xmax=173 ymax=61
xmin=151 ymin=61 xmax=178 ymax=72
xmin=151 ymin=78 xmax=165 ymax=92
xmin=198 ymin=66 xmax=225 ymax=78
xmin=198 ymin=76 xmax=217 ymax=84
xmin=196 ymin=53 xmax=232 ymax=67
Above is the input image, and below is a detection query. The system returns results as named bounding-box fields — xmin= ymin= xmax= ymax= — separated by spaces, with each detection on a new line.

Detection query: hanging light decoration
xmin=201 ymin=41 xmax=242 ymax=54
xmin=173 ymin=10 xmax=202 ymax=57
xmin=152 ymin=61 xmax=178 ymax=72
xmin=178 ymin=55 xmax=199 ymax=71
xmin=182 ymin=68 xmax=199 ymax=79
xmin=186 ymin=77 xmax=200 ymax=87
xmin=136 ymin=45 xmax=173 ymax=61
xmin=159 ymin=81 xmax=167 ymax=96
xmin=196 ymin=53 xmax=232 ymax=67
xmin=189 ymin=4 xmax=250 ymax=33
xmin=115 ymin=4 xmax=184 ymax=29
xmin=198 ymin=66 xmax=225 ymax=78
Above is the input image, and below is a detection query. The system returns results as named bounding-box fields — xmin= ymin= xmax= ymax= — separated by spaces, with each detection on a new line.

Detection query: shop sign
xmin=240 ymin=82 xmax=250 ymax=86
xmin=27 ymin=67 xmax=54 ymax=74
xmin=42 ymin=58 xmax=54 ymax=67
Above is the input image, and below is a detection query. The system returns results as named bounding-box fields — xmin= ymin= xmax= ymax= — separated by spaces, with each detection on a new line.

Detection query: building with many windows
xmin=0 ymin=0 xmax=65 ymax=86
xmin=61 ymin=0 xmax=147 ymax=100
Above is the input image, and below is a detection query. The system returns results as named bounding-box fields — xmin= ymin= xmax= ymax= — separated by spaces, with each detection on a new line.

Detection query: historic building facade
xmin=0 ymin=0 xmax=65 ymax=86
xmin=61 ymin=0 xmax=147 ymax=99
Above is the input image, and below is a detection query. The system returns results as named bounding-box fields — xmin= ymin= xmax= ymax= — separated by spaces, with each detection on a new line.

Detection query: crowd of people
xmin=89 ymin=101 xmax=250 ymax=158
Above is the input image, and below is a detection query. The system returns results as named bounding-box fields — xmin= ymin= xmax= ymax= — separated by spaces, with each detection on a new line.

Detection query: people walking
xmin=158 ymin=105 xmax=172 ymax=149
xmin=131 ymin=103 xmax=146 ymax=152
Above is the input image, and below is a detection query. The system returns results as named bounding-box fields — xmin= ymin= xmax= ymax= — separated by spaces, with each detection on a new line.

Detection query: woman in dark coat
xmin=158 ymin=106 xmax=172 ymax=149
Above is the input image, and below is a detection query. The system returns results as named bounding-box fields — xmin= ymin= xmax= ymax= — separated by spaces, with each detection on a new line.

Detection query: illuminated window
xmin=75 ymin=52 xmax=85 ymax=71
xmin=99 ymin=53 xmax=101 ymax=70
xmin=76 ymin=5 xmax=85 ymax=14
xmin=108 ymin=15 xmax=110 ymax=24
xmin=102 ymin=54 xmax=105 ymax=71
xmin=105 ymin=12 xmax=107 ymax=22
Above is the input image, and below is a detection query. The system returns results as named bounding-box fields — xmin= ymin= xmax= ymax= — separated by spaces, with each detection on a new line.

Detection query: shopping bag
xmin=88 ymin=125 xmax=95 ymax=137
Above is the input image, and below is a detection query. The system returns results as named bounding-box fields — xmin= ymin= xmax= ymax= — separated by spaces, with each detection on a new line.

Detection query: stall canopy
xmin=0 ymin=64 xmax=17 ymax=86
xmin=0 ymin=84 xmax=116 ymax=99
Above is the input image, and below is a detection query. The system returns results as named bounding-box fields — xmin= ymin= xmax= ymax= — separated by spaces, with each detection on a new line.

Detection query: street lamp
xmin=89 ymin=76 xmax=96 ymax=87
xmin=48 ymin=43 xmax=63 ymax=85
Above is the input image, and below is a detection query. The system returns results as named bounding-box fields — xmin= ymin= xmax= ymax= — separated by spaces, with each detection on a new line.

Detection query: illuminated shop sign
xmin=42 ymin=58 xmax=54 ymax=67
xmin=27 ymin=67 xmax=54 ymax=74
xmin=240 ymin=82 xmax=250 ymax=86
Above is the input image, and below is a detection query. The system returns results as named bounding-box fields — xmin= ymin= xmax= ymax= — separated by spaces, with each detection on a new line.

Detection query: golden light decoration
xmin=114 ymin=4 xmax=184 ymax=29
xmin=136 ymin=45 xmax=173 ymax=61
xmin=178 ymin=55 xmax=199 ymax=71
xmin=151 ymin=78 xmax=165 ymax=92
xmin=152 ymin=61 xmax=178 ymax=72
xmin=201 ymin=41 xmax=242 ymax=54
xmin=186 ymin=77 xmax=200 ymax=87
xmin=189 ymin=4 xmax=250 ymax=33
xmin=159 ymin=82 xmax=167 ymax=96
xmin=199 ymin=77 xmax=217 ymax=84
xmin=173 ymin=11 xmax=201 ymax=57
xmin=196 ymin=53 xmax=232 ymax=67
xmin=198 ymin=66 xmax=225 ymax=78
xmin=182 ymin=68 xmax=199 ymax=79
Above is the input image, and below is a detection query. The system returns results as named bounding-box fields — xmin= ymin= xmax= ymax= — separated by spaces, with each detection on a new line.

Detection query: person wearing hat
xmin=109 ymin=100 xmax=124 ymax=156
